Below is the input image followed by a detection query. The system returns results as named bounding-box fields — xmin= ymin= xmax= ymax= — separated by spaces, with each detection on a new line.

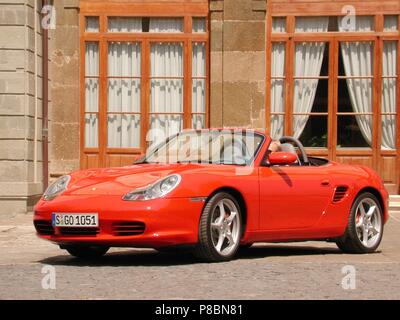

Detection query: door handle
xmin=321 ymin=180 xmax=330 ymax=186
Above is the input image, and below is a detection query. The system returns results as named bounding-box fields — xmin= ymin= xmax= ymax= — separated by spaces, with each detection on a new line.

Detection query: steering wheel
xmin=279 ymin=136 xmax=310 ymax=166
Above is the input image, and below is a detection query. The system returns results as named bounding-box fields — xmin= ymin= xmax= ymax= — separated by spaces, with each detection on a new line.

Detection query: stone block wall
xmin=210 ymin=0 xmax=266 ymax=129
xmin=49 ymin=0 xmax=80 ymax=177
xmin=0 ymin=0 xmax=45 ymax=214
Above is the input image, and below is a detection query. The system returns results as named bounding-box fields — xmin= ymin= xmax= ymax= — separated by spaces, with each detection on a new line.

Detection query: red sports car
xmin=34 ymin=129 xmax=388 ymax=262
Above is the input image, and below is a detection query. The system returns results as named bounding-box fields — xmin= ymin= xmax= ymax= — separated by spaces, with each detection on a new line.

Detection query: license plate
xmin=52 ymin=213 xmax=99 ymax=227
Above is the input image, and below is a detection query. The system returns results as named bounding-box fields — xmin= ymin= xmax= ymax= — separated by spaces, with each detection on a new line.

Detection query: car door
xmin=258 ymin=164 xmax=333 ymax=230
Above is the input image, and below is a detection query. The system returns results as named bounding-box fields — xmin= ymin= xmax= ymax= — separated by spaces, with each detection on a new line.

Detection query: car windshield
xmin=141 ymin=130 xmax=264 ymax=166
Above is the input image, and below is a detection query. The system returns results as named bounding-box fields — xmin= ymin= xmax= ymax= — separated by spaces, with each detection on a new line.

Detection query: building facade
xmin=0 ymin=0 xmax=399 ymax=214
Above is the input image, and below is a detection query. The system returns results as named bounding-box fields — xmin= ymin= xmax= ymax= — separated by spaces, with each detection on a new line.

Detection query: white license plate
xmin=52 ymin=213 xmax=99 ymax=227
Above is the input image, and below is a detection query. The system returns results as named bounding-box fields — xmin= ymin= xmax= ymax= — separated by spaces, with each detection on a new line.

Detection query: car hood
xmin=65 ymin=163 xmax=205 ymax=196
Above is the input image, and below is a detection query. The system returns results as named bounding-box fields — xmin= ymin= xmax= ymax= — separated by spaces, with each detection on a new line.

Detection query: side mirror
xmin=268 ymin=152 xmax=297 ymax=165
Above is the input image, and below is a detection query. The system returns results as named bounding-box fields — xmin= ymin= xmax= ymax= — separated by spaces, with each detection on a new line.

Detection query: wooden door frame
xmin=265 ymin=8 xmax=400 ymax=193
xmin=79 ymin=1 xmax=209 ymax=169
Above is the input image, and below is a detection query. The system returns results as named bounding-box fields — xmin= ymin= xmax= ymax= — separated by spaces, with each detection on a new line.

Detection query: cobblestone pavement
xmin=0 ymin=212 xmax=399 ymax=300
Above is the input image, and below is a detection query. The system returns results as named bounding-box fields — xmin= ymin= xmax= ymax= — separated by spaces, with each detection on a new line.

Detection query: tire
xmin=194 ymin=192 xmax=242 ymax=262
xmin=336 ymin=192 xmax=384 ymax=254
xmin=64 ymin=245 xmax=109 ymax=259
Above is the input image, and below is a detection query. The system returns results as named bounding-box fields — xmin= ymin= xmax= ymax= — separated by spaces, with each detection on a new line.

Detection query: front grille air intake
xmin=34 ymin=220 xmax=55 ymax=235
xmin=112 ymin=221 xmax=145 ymax=236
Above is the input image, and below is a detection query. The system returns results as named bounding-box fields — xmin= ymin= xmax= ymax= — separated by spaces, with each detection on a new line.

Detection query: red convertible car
xmin=34 ymin=129 xmax=388 ymax=262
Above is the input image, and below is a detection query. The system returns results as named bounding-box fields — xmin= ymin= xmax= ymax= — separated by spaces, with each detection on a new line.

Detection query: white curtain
xmin=382 ymin=41 xmax=397 ymax=149
xmin=150 ymin=42 xmax=183 ymax=143
xmin=149 ymin=18 xmax=183 ymax=33
xmin=270 ymin=42 xmax=285 ymax=139
xmin=193 ymin=18 xmax=206 ymax=33
xmin=272 ymin=17 xmax=286 ymax=33
xmin=108 ymin=17 xmax=142 ymax=32
xmin=339 ymin=18 xmax=374 ymax=146
xmin=192 ymin=42 xmax=206 ymax=129
xmin=384 ymin=16 xmax=399 ymax=32
xmin=293 ymin=17 xmax=329 ymax=139
xmin=107 ymin=42 xmax=141 ymax=148
xmin=86 ymin=17 xmax=99 ymax=32
xmin=85 ymin=42 xmax=99 ymax=148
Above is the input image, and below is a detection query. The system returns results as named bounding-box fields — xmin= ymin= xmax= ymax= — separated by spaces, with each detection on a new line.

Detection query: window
xmin=107 ymin=42 xmax=142 ymax=148
xmin=268 ymin=14 xmax=399 ymax=150
xmin=338 ymin=41 xmax=374 ymax=148
xmin=81 ymin=9 xmax=208 ymax=168
xmin=270 ymin=42 xmax=285 ymax=139
xmin=382 ymin=41 xmax=397 ymax=150
xmin=384 ymin=16 xmax=398 ymax=32
xmin=84 ymin=42 xmax=99 ymax=148
xmin=86 ymin=17 xmax=99 ymax=32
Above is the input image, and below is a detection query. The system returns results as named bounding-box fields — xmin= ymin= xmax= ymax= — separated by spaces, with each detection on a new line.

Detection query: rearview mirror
xmin=268 ymin=152 xmax=297 ymax=165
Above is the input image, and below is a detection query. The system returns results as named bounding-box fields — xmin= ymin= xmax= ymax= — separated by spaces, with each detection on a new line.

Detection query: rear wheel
xmin=64 ymin=245 xmax=109 ymax=259
xmin=336 ymin=192 xmax=383 ymax=254
xmin=194 ymin=192 xmax=242 ymax=262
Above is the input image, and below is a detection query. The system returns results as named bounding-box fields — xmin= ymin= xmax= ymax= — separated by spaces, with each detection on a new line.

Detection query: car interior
xmin=266 ymin=136 xmax=329 ymax=167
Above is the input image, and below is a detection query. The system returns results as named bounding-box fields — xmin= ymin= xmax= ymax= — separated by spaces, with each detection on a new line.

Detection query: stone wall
xmin=210 ymin=0 xmax=266 ymax=129
xmin=0 ymin=0 xmax=44 ymax=214
xmin=49 ymin=0 xmax=80 ymax=177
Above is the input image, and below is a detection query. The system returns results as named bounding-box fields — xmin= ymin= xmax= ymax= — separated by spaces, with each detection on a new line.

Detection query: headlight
xmin=43 ymin=175 xmax=71 ymax=201
xmin=122 ymin=174 xmax=181 ymax=201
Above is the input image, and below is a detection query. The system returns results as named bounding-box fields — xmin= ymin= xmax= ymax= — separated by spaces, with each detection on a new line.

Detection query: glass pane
xmin=271 ymin=43 xmax=285 ymax=115
xmin=382 ymin=115 xmax=396 ymax=150
xmin=295 ymin=116 xmax=327 ymax=148
xmin=150 ymin=80 xmax=183 ymax=113
xmin=192 ymin=79 xmax=205 ymax=113
xmin=192 ymin=115 xmax=205 ymax=129
xmin=294 ymin=42 xmax=327 ymax=76
xmin=149 ymin=18 xmax=183 ymax=33
xmin=383 ymin=41 xmax=398 ymax=77
xmin=271 ymin=43 xmax=285 ymax=77
xmin=270 ymin=115 xmax=284 ymax=140
xmin=272 ymin=17 xmax=286 ymax=33
xmin=151 ymin=43 xmax=183 ymax=77
xmin=192 ymin=42 xmax=206 ymax=77
xmin=86 ymin=17 xmax=99 ymax=32
xmin=193 ymin=18 xmax=206 ymax=33
xmin=149 ymin=115 xmax=183 ymax=143
xmin=85 ymin=79 xmax=99 ymax=112
xmin=271 ymin=79 xmax=285 ymax=113
xmin=384 ymin=15 xmax=398 ymax=31
xmin=338 ymin=16 xmax=374 ymax=32
xmin=108 ymin=17 xmax=142 ymax=32
xmin=295 ymin=17 xmax=329 ymax=32
xmin=108 ymin=42 xmax=141 ymax=77
xmin=340 ymin=42 xmax=374 ymax=76
xmin=85 ymin=42 xmax=99 ymax=76
xmin=107 ymin=114 xmax=140 ymax=148
xmin=337 ymin=115 xmax=372 ymax=148
xmin=108 ymin=79 xmax=141 ymax=113
xmin=85 ymin=114 xmax=98 ymax=148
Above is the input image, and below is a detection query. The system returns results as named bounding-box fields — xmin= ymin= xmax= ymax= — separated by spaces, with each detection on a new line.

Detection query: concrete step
xmin=389 ymin=195 xmax=400 ymax=212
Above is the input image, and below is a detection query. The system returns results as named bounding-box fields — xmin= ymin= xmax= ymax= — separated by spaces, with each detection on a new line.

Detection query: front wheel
xmin=194 ymin=192 xmax=242 ymax=262
xmin=64 ymin=245 xmax=109 ymax=259
xmin=336 ymin=192 xmax=384 ymax=254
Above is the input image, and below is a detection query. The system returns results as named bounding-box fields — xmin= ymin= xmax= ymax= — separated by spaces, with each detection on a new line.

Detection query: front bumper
xmin=34 ymin=195 xmax=205 ymax=248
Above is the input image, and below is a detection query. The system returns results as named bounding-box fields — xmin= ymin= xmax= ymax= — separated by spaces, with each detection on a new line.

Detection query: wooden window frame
xmin=80 ymin=1 xmax=209 ymax=168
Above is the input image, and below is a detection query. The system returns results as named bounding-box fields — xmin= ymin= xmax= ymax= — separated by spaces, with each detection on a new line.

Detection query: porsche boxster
xmin=33 ymin=129 xmax=388 ymax=262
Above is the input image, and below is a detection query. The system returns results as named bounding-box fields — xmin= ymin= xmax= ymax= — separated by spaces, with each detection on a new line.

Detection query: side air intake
xmin=333 ymin=186 xmax=349 ymax=203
